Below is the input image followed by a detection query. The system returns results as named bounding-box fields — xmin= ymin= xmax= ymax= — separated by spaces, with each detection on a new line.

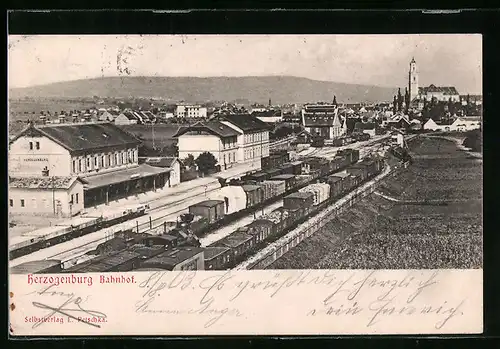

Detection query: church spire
xmin=410 ymin=56 xmax=416 ymax=64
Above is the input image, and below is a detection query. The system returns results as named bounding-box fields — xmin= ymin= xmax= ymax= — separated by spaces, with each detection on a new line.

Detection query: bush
xmin=195 ymin=152 xmax=218 ymax=175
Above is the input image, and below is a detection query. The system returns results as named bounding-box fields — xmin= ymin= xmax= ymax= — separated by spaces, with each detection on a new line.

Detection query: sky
xmin=8 ymin=34 xmax=482 ymax=94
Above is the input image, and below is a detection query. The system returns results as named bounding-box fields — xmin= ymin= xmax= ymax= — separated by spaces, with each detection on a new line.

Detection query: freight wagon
xmin=188 ymin=200 xmax=226 ymax=225
xmin=180 ymin=149 xmax=361 ymax=240
xmin=241 ymin=185 xmax=263 ymax=208
xmin=204 ymin=156 xmax=385 ymax=270
xmin=9 ymin=204 xmax=150 ymax=260
xmin=270 ymin=174 xmax=297 ymax=191
xmin=204 ymin=246 xmax=231 ymax=270
xmin=262 ymin=150 xmax=291 ymax=171
xmin=212 ymin=231 xmax=256 ymax=264
xmin=64 ymin=250 xmax=143 ymax=273
xmin=283 ymin=192 xmax=315 ymax=210
xmin=10 ymin=259 xmax=63 ymax=275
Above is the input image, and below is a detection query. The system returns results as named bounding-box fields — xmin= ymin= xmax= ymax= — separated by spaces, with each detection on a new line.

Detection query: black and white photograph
xmin=8 ymin=33 xmax=483 ymax=336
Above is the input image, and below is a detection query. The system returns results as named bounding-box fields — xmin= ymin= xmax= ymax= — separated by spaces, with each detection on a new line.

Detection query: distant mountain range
xmin=9 ymin=76 xmax=398 ymax=104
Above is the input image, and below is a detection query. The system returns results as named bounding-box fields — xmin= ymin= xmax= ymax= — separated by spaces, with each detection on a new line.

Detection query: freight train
xmin=180 ymin=149 xmax=361 ymax=238
xmin=13 ymin=148 xmax=372 ymax=273
xmin=203 ymin=155 xmax=385 ymax=270
xmin=15 ymin=155 xmax=383 ymax=275
xmin=9 ymin=204 xmax=150 ymax=260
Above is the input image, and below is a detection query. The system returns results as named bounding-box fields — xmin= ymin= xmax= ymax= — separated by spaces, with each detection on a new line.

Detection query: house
xmin=99 ymin=110 xmax=120 ymax=122
xmin=383 ymin=113 xmax=411 ymax=130
xmin=174 ymin=121 xmax=240 ymax=170
xmin=423 ymin=118 xmax=454 ymax=132
xmin=9 ymin=122 xmax=171 ymax=208
xmin=176 ymin=105 xmax=208 ymax=119
xmin=410 ymin=119 xmax=422 ymax=131
xmin=133 ymin=111 xmax=156 ymax=124
xmin=9 ymin=176 xmax=86 ymax=217
xmin=450 ymin=117 xmax=481 ymax=132
xmin=115 ymin=111 xmax=138 ymax=125
xmin=142 ymin=157 xmax=182 ymax=186
xmin=251 ymin=110 xmax=283 ymax=123
xmin=354 ymin=122 xmax=377 ymax=138
xmin=301 ymin=104 xmax=347 ymax=139
xmin=418 ymin=85 xmax=460 ymax=102
xmin=219 ymin=114 xmax=272 ymax=169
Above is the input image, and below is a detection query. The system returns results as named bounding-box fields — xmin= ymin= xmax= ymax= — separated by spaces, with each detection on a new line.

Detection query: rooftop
xmin=174 ymin=120 xmax=240 ymax=138
xmin=241 ymin=184 xmax=262 ymax=192
xmin=203 ymin=246 xmax=231 ymax=260
xmin=271 ymin=174 xmax=296 ymax=180
xmin=143 ymin=157 xmax=179 ymax=168
xmin=10 ymin=260 xmax=61 ymax=274
xmin=139 ymin=247 xmax=204 ymax=270
xmin=190 ymin=199 xmax=225 ymax=208
xmin=9 ymin=176 xmax=85 ymax=190
xmin=419 ymin=84 xmax=459 ymax=95
xmin=215 ymin=232 xmax=253 ymax=248
xmin=285 ymin=191 xmax=314 ymax=200
xmin=11 ymin=123 xmax=141 ymax=153
xmin=82 ymin=164 xmax=170 ymax=190
xmin=221 ymin=114 xmax=272 ymax=132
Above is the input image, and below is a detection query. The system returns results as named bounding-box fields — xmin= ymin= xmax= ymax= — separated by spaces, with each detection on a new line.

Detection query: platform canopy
xmin=82 ymin=164 xmax=170 ymax=190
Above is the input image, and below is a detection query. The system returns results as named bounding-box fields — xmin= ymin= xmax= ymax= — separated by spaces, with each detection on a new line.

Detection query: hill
xmin=9 ymin=76 xmax=397 ymax=104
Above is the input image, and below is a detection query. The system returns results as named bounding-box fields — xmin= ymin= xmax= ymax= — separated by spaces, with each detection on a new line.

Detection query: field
xmin=269 ymin=136 xmax=482 ymax=269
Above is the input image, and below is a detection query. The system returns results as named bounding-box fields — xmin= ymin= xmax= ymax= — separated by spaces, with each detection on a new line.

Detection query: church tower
xmin=408 ymin=57 xmax=419 ymax=102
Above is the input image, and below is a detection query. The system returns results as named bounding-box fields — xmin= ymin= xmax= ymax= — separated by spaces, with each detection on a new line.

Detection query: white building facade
xmin=176 ymin=105 xmax=208 ymax=118
xmin=9 ymin=123 xmax=140 ymax=178
xmin=220 ymin=114 xmax=271 ymax=169
xmin=9 ymin=177 xmax=86 ymax=217
xmin=175 ymin=121 xmax=240 ymax=170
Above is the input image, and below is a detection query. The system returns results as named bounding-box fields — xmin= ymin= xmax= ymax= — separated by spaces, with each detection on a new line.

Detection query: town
xmin=9 ymin=50 xmax=482 ymax=274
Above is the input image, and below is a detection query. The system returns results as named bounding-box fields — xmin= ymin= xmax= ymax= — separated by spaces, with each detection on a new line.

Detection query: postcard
xmin=8 ymin=33 xmax=483 ymax=336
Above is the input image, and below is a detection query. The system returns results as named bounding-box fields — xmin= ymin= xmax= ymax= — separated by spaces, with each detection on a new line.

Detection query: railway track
xmin=11 ymin=135 xmax=394 ymax=269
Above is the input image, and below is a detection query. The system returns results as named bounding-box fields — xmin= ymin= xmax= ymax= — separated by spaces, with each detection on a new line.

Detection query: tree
xmin=404 ymin=88 xmax=410 ymax=113
xmin=183 ymin=154 xmax=196 ymax=169
xmin=448 ymin=97 xmax=455 ymax=115
xmin=393 ymin=95 xmax=398 ymax=113
xmin=397 ymin=88 xmax=403 ymax=112
xmin=333 ymin=95 xmax=338 ymax=106
xmin=195 ymin=152 xmax=218 ymax=175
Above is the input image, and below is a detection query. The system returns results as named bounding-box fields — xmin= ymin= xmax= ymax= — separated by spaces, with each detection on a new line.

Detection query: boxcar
xmin=265 ymin=168 xmax=282 ymax=178
xmin=188 ymin=200 xmax=226 ymax=225
xmin=10 ymin=260 xmax=62 ymax=275
xmin=214 ymin=231 xmax=256 ymax=260
xmin=270 ymin=174 xmax=297 ymax=191
xmin=247 ymin=219 xmax=277 ymax=242
xmin=204 ymin=246 xmax=231 ymax=270
xmin=283 ymin=191 xmax=315 ymax=210
xmin=260 ymin=180 xmax=286 ymax=198
xmin=346 ymin=166 xmax=367 ymax=182
xmin=241 ymin=184 xmax=263 ymax=208
xmin=327 ymin=175 xmax=344 ymax=198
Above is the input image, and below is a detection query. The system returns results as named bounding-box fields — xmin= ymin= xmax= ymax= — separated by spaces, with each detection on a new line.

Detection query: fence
xmin=246 ymin=161 xmax=409 ymax=270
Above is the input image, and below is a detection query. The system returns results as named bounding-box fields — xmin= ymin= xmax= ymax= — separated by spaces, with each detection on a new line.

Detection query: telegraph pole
xmin=52 ymin=176 xmax=56 ymax=215
xmin=151 ymin=121 xmax=156 ymax=149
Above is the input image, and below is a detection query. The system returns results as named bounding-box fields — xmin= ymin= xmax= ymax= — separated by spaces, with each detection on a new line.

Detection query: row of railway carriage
xmin=12 ymin=147 xmax=386 ymax=274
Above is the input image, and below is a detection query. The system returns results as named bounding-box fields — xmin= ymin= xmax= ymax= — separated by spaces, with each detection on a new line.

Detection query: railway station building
xmin=9 ymin=122 xmax=173 ymax=212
